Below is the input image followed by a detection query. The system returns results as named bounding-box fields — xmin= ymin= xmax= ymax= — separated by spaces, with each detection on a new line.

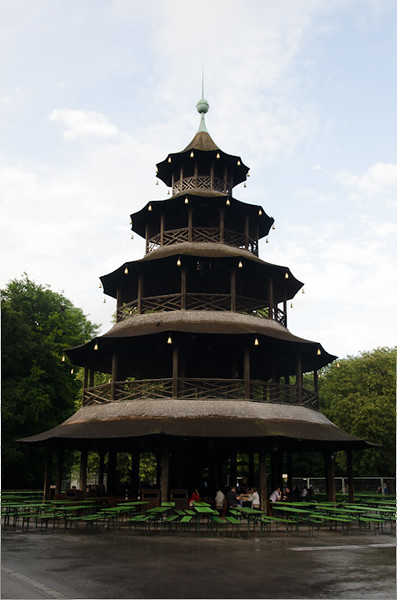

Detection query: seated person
xmin=269 ymin=487 xmax=281 ymax=502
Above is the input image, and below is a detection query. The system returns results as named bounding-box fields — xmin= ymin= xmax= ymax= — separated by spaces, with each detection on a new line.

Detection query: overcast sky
xmin=1 ymin=0 xmax=396 ymax=359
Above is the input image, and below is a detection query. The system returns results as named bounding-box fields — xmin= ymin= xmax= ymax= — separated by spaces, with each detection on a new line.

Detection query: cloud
xmin=49 ymin=109 xmax=119 ymax=140
xmin=333 ymin=163 xmax=397 ymax=201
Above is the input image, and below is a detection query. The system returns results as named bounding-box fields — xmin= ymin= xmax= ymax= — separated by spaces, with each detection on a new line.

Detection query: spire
xmin=196 ymin=70 xmax=209 ymax=133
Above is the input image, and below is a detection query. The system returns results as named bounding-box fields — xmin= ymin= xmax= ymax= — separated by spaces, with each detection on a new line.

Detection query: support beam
xmin=229 ymin=451 xmax=237 ymax=487
xmin=160 ymin=448 xmax=170 ymax=503
xmin=296 ymin=354 xmax=303 ymax=403
xmin=188 ymin=208 xmax=193 ymax=242
xmin=110 ymin=353 xmax=118 ymax=402
xmin=137 ymin=275 xmax=143 ymax=314
xmin=172 ymin=345 xmax=179 ymax=398
xmin=181 ymin=268 xmax=186 ymax=310
xmin=55 ymin=448 xmax=64 ymax=495
xmin=160 ymin=213 xmax=164 ymax=246
xmin=259 ymin=449 xmax=268 ymax=514
xmin=219 ymin=210 xmax=225 ymax=243
xmin=243 ymin=345 xmax=250 ymax=399
xmin=43 ymin=447 xmax=53 ymax=502
xmin=230 ymin=270 xmax=236 ymax=312
xmin=325 ymin=450 xmax=336 ymax=503
xmin=346 ymin=449 xmax=355 ymax=503
xmin=79 ymin=448 xmax=88 ymax=494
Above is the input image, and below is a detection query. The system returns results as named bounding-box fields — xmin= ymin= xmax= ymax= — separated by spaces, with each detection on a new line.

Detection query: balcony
xmin=117 ymin=293 xmax=286 ymax=324
xmin=83 ymin=378 xmax=319 ymax=411
xmin=147 ymin=227 xmax=258 ymax=255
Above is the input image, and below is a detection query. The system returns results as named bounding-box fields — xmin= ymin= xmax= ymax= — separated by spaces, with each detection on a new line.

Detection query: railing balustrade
xmin=117 ymin=293 xmax=286 ymax=325
xmin=83 ymin=379 xmax=318 ymax=410
xmin=148 ymin=227 xmax=258 ymax=255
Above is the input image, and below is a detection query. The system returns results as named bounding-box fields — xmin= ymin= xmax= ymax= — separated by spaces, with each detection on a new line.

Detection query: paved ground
xmin=1 ymin=529 xmax=396 ymax=599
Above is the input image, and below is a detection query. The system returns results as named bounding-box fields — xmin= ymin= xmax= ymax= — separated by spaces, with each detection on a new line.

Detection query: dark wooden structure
xmin=22 ymin=97 xmax=371 ymax=507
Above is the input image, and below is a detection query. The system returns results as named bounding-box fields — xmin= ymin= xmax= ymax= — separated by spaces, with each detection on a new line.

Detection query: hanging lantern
xmin=254 ymin=338 xmax=259 ymax=346
xmin=237 ymin=160 xmax=241 ymax=166
xmin=317 ymin=348 xmax=321 ymax=356
xmin=94 ymin=343 xmax=99 ymax=351
xmin=184 ymin=197 xmax=189 ymax=204
xmin=244 ymin=182 xmax=247 ymax=188
xmin=167 ymin=336 xmax=172 ymax=344
xmin=98 ymin=281 xmax=102 ymax=288
xmin=285 ymin=272 xmax=289 ymax=279
xmin=238 ymin=261 xmax=243 ymax=268
xmin=70 ymin=368 xmax=74 ymax=374
xmin=61 ymin=355 xmax=65 ymax=362
xmin=167 ymin=156 xmax=171 ymax=163
xmin=226 ymin=198 xmax=231 ymax=206
xmin=148 ymin=204 xmax=152 ymax=211
xmin=302 ymin=289 xmax=305 ymax=294
xmin=176 ymin=258 xmax=181 ymax=267
xmin=337 ymin=362 xmax=340 ymax=368
xmin=290 ymin=303 xmax=293 ymax=308
xmin=216 ymin=152 xmax=220 ymax=159
xmin=258 ymin=209 xmax=263 ymax=216
xmin=156 ymin=180 xmax=159 ymax=185
xmin=272 ymin=224 xmax=276 ymax=230
xmin=190 ymin=151 xmax=194 ymax=158
xmin=124 ymin=267 xmax=129 ymax=275
xmin=266 ymin=238 xmax=269 ymax=244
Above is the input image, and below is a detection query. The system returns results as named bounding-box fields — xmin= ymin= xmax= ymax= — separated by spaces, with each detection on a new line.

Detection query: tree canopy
xmin=1 ymin=275 xmax=98 ymax=488
xmin=319 ymin=347 xmax=396 ymax=477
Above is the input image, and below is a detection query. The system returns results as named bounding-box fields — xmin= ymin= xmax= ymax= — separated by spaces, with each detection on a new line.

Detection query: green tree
xmin=319 ymin=347 xmax=396 ymax=477
xmin=1 ymin=275 xmax=98 ymax=488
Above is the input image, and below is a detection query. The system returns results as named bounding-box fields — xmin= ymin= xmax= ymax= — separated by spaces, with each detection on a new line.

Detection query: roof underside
xmin=19 ymin=400 xmax=369 ymax=449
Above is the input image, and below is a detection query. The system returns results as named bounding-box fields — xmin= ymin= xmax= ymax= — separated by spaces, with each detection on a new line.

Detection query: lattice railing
xmin=173 ymin=176 xmax=226 ymax=194
xmin=83 ymin=378 xmax=318 ymax=410
xmin=117 ymin=293 xmax=286 ymax=324
xmin=147 ymin=227 xmax=258 ymax=255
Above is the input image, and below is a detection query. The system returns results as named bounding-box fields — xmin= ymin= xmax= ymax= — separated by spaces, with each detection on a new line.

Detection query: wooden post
xmin=43 ymin=447 xmax=52 ymax=502
xmin=181 ymin=268 xmax=186 ymax=310
xmin=89 ymin=369 xmax=94 ymax=388
xmin=172 ymin=344 xmax=179 ymax=398
xmin=286 ymin=451 xmax=293 ymax=490
xmin=145 ymin=224 xmax=149 ymax=254
xmin=248 ymin=451 xmax=255 ymax=487
xmin=244 ymin=216 xmax=250 ymax=250
xmin=283 ymin=299 xmax=287 ymax=328
xmin=229 ymin=451 xmax=237 ymax=487
xmin=230 ymin=270 xmax=236 ymax=312
xmin=79 ymin=448 xmax=88 ymax=494
xmin=296 ymin=354 xmax=302 ymax=403
xmin=130 ymin=447 xmax=140 ymax=500
xmin=219 ymin=210 xmax=225 ymax=243
xmin=107 ymin=449 xmax=117 ymax=496
xmin=160 ymin=448 xmax=170 ymax=503
xmin=268 ymin=278 xmax=274 ymax=319
xmin=346 ymin=448 xmax=355 ymax=502
xmin=98 ymin=450 xmax=105 ymax=488
xmin=223 ymin=166 xmax=227 ymax=192
xmin=160 ymin=213 xmax=164 ymax=246
xmin=55 ymin=448 xmax=64 ymax=495
xmin=111 ymin=353 xmax=118 ymax=402
xmin=116 ymin=288 xmax=122 ymax=322
xmin=137 ymin=275 xmax=143 ymax=314
xmin=258 ymin=449 xmax=267 ymax=514
xmin=325 ymin=450 xmax=336 ymax=503
xmin=188 ymin=208 xmax=193 ymax=242
xmin=243 ymin=345 xmax=250 ymax=399
xmin=83 ymin=367 xmax=88 ymax=405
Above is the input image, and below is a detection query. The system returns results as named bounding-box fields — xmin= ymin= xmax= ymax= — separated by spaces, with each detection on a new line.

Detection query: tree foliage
xmin=319 ymin=347 xmax=396 ymax=477
xmin=1 ymin=275 xmax=98 ymax=488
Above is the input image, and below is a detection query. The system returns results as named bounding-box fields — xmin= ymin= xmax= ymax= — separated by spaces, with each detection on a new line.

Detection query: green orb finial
xmin=196 ymin=98 xmax=209 ymax=114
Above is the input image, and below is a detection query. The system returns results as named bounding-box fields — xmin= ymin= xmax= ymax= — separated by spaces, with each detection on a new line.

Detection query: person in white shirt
xmin=249 ymin=488 xmax=260 ymax=509
xmin=269 ymin=487 xmax=281 ymax=502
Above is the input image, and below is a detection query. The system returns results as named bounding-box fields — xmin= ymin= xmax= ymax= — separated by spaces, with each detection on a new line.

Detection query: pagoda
xmin=22 ymin=96 xmax=369 ymax=506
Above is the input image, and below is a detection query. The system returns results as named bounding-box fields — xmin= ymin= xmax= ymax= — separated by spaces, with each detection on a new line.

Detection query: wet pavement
xmin=1 ymin=529 xmax=396 ymax=599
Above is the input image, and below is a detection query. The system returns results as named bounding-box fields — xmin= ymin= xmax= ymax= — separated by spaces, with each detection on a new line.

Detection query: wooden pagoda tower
xmin=22 ymin=96 xmax=369 ymax=506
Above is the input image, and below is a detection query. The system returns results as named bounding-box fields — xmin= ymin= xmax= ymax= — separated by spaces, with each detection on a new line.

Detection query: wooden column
xmin=83 ymin=367 xmax=89 ymax=405
xmin=248 ymin=451 xmax=255 ymax=487
xmin=243 ymin=345 xmax=250 ymax=399
xmin=89 ymin=369 xmax=94 ymax=388
xmin=229 ymin=451 xmax=237 ymax=487
xmin=314 ymin=369 xmax=319 ymax=394
xmin=296 ymin=354 xmax=303 ymax=403
xmin=130 ymin=447 xmax=140 ymax=500
xmin=230 ymin=270 xmax=236 ymax=312
xmin=258 ymin=449 xmax=268 ymax=514
xmin=116 ymin=287 xmax=122 ymax=322
xmin=107 ymin=449 xmax=117 ymax=496
xmin=55 ymin=448 xmax=64 ymax=495
xmin=160 ymin=213 xmax=164 ymax=246
xmin=188 ymin=208 xmax=193 ymax=242
xmin=110 ymin=352 xmax=118 ymax=402
xmin=286 ymin=451 xmax=293 ymax=490
xmin=268 ymin=278 xmax=274 ymax=319
xmin=283 ymin=299 xmax=287 ymax=328
xmin=244 ymin=216 xmax=250 ymax=250
xmin=181 ymin=268 xmax=186 ymax=310
xmin=43 ymin=447 xmax=53 ymax=502
xmin=160 ymin=448 xmax=170 ymax=503
xmin=145 ymin=224 xmax=149 ymax=254
xmin=137 ymin=274 xmax=143 ymax=314
xmin=210 ymin=161 xmax=214 ymax=188
xmin=172 ymin=344 xmax=179 ymax=398
xmin=346 ymin=448 xmax=355 ymax=503
xmin=325 ymin=450 xmax=336 ymax=503
xmin=223 ymin=166 xmax=227 ymax=192
xmin=79 ymin=448 xmax=88 ymax=493
xmin=219 ymin=210 xmax=225 ymax=243
xmin=98 ymin=450 xmax=105 ymax=488
xmin=194 ymin=160 xmax=198 ymax=188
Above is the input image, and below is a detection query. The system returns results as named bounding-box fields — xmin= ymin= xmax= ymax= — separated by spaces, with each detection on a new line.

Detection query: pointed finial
xmin=196 ymin=71 xmax=209 ymax=133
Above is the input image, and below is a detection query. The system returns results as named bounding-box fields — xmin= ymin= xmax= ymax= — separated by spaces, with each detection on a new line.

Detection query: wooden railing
xmin=148 ymin=227 xmax=258 ymax=255
xmin=83 ymin=379 xmax=318 ymax=410
xmin=117 ymin=293 xmax=286 ymax=325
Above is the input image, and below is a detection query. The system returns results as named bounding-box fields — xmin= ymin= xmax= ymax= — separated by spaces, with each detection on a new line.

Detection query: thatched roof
xmin=19 ymin=399 xmax=369 ymax=449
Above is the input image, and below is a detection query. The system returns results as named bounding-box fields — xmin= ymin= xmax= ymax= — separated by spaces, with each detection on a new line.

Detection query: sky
xmin=1 ymin=0 xmax=396 ymax=359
